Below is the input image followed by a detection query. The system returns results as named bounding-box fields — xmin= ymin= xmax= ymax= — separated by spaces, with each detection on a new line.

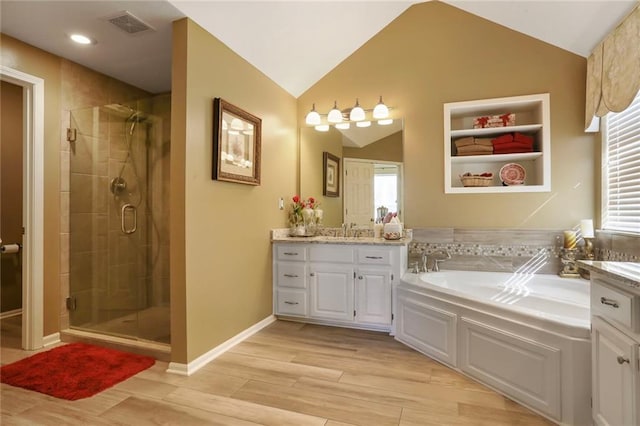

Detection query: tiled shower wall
xmin=59 ymin=58 xmax=169 ymax=331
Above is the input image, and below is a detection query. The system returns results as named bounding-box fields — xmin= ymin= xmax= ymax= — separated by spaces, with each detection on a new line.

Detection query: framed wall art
xmin=323 ymin=151 xmax=340 ymax=197
xmin=213 ymin=98 xmax=262 ymax=185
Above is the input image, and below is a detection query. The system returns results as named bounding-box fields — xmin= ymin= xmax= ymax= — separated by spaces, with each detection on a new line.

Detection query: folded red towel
xmin=491 ymin=134 xmax=514 ymax=145
xmin=513 ymin=132 xmax=534 ymax=145
xmin=494 ymin=142 xmax=534 ymax=154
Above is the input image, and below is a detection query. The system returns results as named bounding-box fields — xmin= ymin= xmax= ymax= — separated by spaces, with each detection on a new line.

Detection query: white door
xmin=592 ymin=316 xmax=638 ymax=426
xmin=355 ymin=267 xmax=391 ymax=325
xmin=344 ymin=160 xmax=374 ymax=226
xmin=309 ymin=263 xmax=354 ymax=322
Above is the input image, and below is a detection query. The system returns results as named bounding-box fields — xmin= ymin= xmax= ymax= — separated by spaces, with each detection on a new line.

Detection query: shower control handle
xmin=121 ymin=204 xmax=137 ymax=235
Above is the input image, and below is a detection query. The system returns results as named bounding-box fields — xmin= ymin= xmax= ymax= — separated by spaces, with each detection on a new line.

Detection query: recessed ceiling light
xmin=70 ymin=34 xmax=95 ymax=45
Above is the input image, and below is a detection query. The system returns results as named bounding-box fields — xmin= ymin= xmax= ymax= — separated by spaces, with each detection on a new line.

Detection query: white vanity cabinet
xmin=309 ymin=245 xmax=356 ymax=322
xmin=590 ymin=273 xmax=640 ymax=426
xmin=272 ymin=240 xmax=406 ymax=332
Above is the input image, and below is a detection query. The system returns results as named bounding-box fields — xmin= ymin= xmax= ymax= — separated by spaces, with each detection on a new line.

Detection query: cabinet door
xmin=310 ymin=264 xmax=354 ymax=322
xmin=592 ymin=316 xmax=638 ymax=426
xmin=355 ymin=267 xmax=392 ymax=325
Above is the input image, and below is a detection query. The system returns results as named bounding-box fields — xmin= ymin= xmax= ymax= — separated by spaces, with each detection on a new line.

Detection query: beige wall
xmin=171 ymin=19 xmax=298 ymax=363
xmin=1 ymin=80 xmax=24 ymax=312
xmin=298 ymin=2 xmax=597 ymax=229
xmin=1 ymin=34 xmax=61 ymax=335
xmin=343 ymin=131 xmax=403 ymax=163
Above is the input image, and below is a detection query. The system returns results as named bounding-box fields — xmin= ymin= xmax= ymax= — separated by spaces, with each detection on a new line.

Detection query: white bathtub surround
xmin=396 ymin=270 xmax=591 ymax=425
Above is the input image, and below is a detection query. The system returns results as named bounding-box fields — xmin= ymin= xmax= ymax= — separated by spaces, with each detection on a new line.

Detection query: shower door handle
xmin=121 ymin=204 xmax=137 ymax=234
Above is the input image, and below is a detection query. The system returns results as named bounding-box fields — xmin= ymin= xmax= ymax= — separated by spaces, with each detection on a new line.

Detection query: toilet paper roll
xmin=1 ymin=244 xmax=20 ymax=254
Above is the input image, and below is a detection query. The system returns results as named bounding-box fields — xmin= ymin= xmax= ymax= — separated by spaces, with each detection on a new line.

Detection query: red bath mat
xmin=0 ymin=342 xmax=155 ymax=400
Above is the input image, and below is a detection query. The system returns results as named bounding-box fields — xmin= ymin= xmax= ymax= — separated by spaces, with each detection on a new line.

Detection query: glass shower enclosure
xmin=67 ymin=94 xmax=170 ymax=344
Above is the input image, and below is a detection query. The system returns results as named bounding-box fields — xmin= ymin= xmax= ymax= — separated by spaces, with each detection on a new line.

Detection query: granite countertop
xmin=272 ymin=235 xmax=411 ymax=246
xmin=270 ymin=228 xmax=411 ymax=246
xmin=578 ymin=260 xmax=640 ymax=289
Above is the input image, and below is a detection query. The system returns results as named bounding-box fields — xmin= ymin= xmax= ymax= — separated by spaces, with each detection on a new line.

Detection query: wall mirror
xmin=299 ymin=120 xmax=403 ymax=227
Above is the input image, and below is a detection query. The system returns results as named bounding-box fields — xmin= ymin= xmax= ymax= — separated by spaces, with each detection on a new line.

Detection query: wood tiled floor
xmin=1 ymin=319 xmax=554 ymax=425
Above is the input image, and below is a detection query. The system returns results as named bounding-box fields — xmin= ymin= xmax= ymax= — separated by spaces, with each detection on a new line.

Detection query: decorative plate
xmin=499 ymin=163 xmax=525 ymax=185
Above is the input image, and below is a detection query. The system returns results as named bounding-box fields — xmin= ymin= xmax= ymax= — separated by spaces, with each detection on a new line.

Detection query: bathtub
xmin=396 ymin=270 xmax=591 ymax=426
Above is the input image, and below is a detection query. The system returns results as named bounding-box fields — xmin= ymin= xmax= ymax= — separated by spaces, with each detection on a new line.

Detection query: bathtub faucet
xmin=424 ymin=249 xmax=451 ymax=272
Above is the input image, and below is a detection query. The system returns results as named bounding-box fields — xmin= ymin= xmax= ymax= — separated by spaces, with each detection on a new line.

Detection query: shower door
xmin=67 ymin=96 xmax=170 ymax=344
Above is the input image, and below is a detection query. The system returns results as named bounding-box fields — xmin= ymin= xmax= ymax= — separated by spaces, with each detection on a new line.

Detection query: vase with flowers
xmin=288 ymin=195 xmax=320 ymax=236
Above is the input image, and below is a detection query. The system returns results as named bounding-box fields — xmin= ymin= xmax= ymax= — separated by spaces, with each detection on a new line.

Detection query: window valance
xmin=585 ymin=4 xmax=640 ymax=130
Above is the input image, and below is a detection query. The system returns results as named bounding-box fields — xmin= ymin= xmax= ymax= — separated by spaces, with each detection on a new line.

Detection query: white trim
xmin=166 ymin=315 xmax=276 ymax=376
xmin=0 ymin=65 xmax=45 ymax=351
xmin=0 ymin=309 xmax=22 ymax=320
xmin=42 ymin=332 xmax=61 ymax=347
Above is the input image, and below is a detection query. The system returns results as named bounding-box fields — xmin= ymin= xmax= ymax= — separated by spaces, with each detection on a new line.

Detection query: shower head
xmin=126 ymin=111 xmax=148 ymax=135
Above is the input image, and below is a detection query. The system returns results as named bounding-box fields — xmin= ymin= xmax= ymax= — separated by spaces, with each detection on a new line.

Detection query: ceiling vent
xmin=106 ymin=11 xmax=155 ymax=35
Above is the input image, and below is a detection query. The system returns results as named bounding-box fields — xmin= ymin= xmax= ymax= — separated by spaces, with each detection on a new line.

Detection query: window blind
xmin=603 ymin=90 xmax=640 ymax=234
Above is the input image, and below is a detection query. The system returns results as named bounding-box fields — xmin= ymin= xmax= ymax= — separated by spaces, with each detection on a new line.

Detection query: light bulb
xmin=356 ymin=121 xmax=371 ymax=128
xmin=230 ymin=118 xmax=243 ymax=130
xmin=349 ymin=99 xmax=365 ymax=121
xmin=305 ymin=103 xmax=321 ymax=125
xmin=70 ymin=34 xmax=95 ymax=45
xmin=335 ymin=122 xmax=350 ymax=130
xmin=377 ymin=119 xmax=393 ymax=125
xmin=373 ymin=96 xmax=389 ymax=119
xmin=315 ymin=124 xmax=330 ymax=132
xmin=327 ymin=101 xmax=343 ymax=123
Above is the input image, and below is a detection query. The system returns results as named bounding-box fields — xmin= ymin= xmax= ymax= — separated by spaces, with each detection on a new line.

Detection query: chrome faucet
xmin=430 ymin=249 xmax=451 ymax=272
xmin=421 ymin=249 xmax=451 ymax=272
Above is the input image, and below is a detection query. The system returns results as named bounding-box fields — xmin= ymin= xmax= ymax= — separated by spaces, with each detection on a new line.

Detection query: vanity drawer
xmin=276 ymin=289 xmax=308 ymax=316
xmin=276 ymin=245 xmax=306 ymax=261
xmin=358 ymin=248 xmax=392 ymax=265
xmin=276 ymin=262 xmax=307 ymax=288
xmin=309 ymin=245 xmax=355 ymax=263
xmin=591 ymin=279 xmax=638 ymax=332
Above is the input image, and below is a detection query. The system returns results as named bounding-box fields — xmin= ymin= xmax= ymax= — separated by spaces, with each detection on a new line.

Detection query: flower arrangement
xmin=288 ymin=195 xmax=319 ymax=227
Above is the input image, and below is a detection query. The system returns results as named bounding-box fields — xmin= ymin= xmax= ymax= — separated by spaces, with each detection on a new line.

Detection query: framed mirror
xmin=300 ymin=120 xmax=403 ymax=227
xmin=213 ymin=98 xmax=262 ymax=185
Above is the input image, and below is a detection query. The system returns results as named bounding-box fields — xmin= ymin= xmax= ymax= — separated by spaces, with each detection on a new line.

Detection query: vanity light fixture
xmin=70 ymin=33 xmax=96 ymax=45
xmin=349 ymin=99 xmax=365 ymax=121
xmin=306 ymin=97 xmax=392 ymax=131
xmin=305 ymin=103 xmax=321 ymax=125
xmin=327 ymin=101 xmax=343 ymax=123
xmin=373 ymin=96 xmax=389 ymax=119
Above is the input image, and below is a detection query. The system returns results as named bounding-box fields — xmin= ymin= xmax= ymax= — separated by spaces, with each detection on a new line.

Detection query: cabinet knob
xmin=310 ymin=272 xmax=315 ymax=277
xmin=358 ymin=276 xmax=363 ymax=280
xmin=600 ymin=297 xmax=619 ymax=308
xmin=617 ymin=356 xmax=630 ymax=365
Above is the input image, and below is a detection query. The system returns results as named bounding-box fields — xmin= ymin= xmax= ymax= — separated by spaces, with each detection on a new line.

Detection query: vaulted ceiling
xmin=1 ymin=1 xmax=637 ymax=96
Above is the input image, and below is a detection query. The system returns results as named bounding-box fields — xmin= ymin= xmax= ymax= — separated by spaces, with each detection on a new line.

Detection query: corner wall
xmin=298 ymin=2 xmax=597 ymax=229
xmin=171 ymin=19 xmax=298 ymax=363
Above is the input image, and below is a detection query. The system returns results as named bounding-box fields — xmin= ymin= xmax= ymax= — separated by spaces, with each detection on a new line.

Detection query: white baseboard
xmin=167 ymin=315 xmax=276 ymax=376
xmin=42 ymin=332 xmax=61 ymax=347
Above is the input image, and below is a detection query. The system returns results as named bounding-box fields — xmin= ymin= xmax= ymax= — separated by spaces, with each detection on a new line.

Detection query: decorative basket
xmin=460 ymin=175 xmax=493 ymax=187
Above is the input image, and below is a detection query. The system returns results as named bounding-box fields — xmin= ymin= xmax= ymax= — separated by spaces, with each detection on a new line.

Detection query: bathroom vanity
xmin=271 ymin=230 xmax=409 ymax=332
xmin=580 ymin=261 xmax=640 ymax=426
